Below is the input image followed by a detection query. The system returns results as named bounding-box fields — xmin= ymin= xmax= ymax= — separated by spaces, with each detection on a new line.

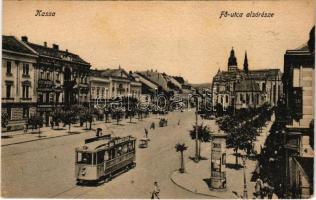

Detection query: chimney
xmin=21 ymin=36 xmax=28 ymax=43
xmin=52 ymin=44 xmax=59 ymax=50
xmin=65 ymin=49 xmax=68 ymax=53
xmin=44 ymin=42 xmax=47 ymax=47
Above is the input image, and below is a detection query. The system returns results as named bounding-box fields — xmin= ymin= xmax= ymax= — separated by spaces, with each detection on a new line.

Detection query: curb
xmin=1 ymin=130 xmax=91 ymax=147
xmin=170 ymin=170 xmax=219 ymax=198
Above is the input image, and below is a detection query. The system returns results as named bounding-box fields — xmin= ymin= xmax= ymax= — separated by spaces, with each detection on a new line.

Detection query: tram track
xmin=50 ymin=184 xmax=97 ymax=198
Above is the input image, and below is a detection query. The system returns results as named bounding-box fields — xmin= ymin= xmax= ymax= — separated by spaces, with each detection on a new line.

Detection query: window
xmin=40 ymin=71 xmax=44 ymax=79
xmin=22 ymin=63 xmax=29 ymax=75
xmin=101 ymin=88 xmax=105 ymax=98
xmin=7 ymin=107 xmax=11 ymax=120
xmin=246 ymin=94 xmax=250 ymax=104
xmin=22 ymin=85 xmax=29 ymax=98
xmin=96 ymin=87 xmax=100 ymax=98
xmin=97 ymin=151 xmax=105 ymax=164
xmin=225 ymin=95 xmax=228 ymax=103
xmin=46 ymin=72 xmax=50 ymax=80
xmin=76 ymin=152 xmax=92 ymax=164
xmin=6 ymin=85 xmax=11 ymax=98
xmin=6 ymin=61 xmax=11 ymax=74
xmin=56 ymin=72 xmax=60 ymax=81
xmin=240 ymin=93 xmax=244 ymax=102
xmin=91 ymin=87 xmax=95 ymax=97
xmin=23 ymin=107 xmax=29 ymax=118
xmin=262 ymin=83 xmax=266 ymax=92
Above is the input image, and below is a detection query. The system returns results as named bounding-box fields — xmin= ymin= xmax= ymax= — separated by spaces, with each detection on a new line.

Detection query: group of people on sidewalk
xmin=254 ymin=177 xmax=275 ymax=199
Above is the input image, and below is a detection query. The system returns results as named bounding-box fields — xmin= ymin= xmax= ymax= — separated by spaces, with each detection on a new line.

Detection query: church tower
xmin=243 ymin=51 xmax=249 ymax=74
xmin=228 ymin=47 xmax=238 ymax=71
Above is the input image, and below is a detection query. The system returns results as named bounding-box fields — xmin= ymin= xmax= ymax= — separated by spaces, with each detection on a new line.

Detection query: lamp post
xmin=242 ymin=155 xmax=248 ymax=199
xmin=195 ymin=106 xmax=199 ymax=162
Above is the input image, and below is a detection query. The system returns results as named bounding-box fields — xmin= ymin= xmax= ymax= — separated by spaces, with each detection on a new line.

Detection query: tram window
xmin=97 ymin=151 xmax=105 ymax=164
xmin=93 ymin=153 xmax=97 ymax=165
xmin=104 ymin=151 xmax=110 ymax=161
xmin=128 ymin=143 xmax=133 ymax=152
xmin=77 ymin=152 xmax=92 ymax=164
xmin=117 ymin=146 xmax=122 ymax=156
xmin=122 ymin=144 xmax=128 ymax=153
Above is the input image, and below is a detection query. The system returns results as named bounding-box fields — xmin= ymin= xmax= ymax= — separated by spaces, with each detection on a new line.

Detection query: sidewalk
xmin=170 ymin=116 xmax=275 ymax=199
xmin=1 ymin=116 xmax=150 ymax=147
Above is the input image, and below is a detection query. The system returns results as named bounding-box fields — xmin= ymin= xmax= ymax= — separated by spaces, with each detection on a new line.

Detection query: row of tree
xmin=216 ymin=103 xmax=273 ymax=166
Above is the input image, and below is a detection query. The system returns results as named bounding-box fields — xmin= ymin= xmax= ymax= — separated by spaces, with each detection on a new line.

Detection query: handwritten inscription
xmin=219 ymin=11 xmax=274 ymax=19
xmin=35 ymin=10 xmax=55 ymax=17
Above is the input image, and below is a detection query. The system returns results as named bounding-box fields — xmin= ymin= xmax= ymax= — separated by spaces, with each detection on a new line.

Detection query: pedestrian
xmin=267 ymin=180 xmax=274 ymax=199
xmin=144 ymin=128 xmax=148 ymax=138
xmin=23 ymin=124 xmax=27 ymax=134
xmin=150 ymin=122 xmax=155 ymax=130
xmin=262 ymin=178 xmax=270 ymax=198
xmin=151 ymin=181 xmax=160 ymax=199
xmin=178 ymin=120 xmax=180 ymax=126
xmin=254 ymin=177 xmax=263 ymax=199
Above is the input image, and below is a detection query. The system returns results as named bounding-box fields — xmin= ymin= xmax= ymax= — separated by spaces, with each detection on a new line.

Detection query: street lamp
xmin=242 ymin=155 xmax=248 ymax=199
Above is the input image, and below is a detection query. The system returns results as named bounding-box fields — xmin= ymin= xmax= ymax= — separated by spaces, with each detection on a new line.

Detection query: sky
xmin=3 ymin=0 xmax=314 ymax=84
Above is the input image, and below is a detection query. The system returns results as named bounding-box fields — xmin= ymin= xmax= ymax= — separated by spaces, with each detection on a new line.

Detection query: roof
xmin=138 ymin=70 xmax=169 ymax=91
xmin=172 ymin=76 xmax=185 ymax=84
xmin=26 ymin=42 xmax=90 ymax=65
xmin=294 ymin=157 xmax=313 ymax=183
xmin=213 ymin=68 xmax=281 ymax=83
xmin=235 ymin=80 xmax=261 ymax=92
xmin=2 ymin=36 xmax=37 ymax=55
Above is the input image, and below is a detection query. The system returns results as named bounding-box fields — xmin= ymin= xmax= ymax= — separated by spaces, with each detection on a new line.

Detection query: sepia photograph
xmin=1 ymin=0 xmax=315 ymax=199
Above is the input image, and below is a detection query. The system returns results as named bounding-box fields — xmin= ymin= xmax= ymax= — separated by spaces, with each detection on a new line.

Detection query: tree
xmin=189 ymin=123 xmax=212 ymax=161
xmin=126 ymin=108 xmax=135 ymax=123
xmin=52 ymin=108 xmax=63 ymax=129
xmin=28 ymin=115 xmax=43 ymax=137
xmin=1 ymin=112 xmax=9 ymax=128
xmin=175 ymin=143 xmax=188 ymax=173
xmin=62 ymin=110 xmax=77 ymax=133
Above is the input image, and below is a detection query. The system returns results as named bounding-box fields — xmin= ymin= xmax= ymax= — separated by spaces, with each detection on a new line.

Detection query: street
xmin=2 ymin=111 xmax=212 ymax=198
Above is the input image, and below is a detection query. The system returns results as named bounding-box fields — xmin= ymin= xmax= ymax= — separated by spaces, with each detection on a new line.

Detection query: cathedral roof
xmin=235 ymin=80 xmax=260 ymax=92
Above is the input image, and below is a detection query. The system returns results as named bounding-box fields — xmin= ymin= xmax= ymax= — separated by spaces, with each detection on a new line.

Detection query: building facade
xmin=21 ymin=36 xmax=91 ymax=126
xmin=90 ymin=67 xmax=142 ymax=104
xmin=282 ymin=26 xmax=314 ymax=198
xmin=2 ymin=36 xmax=38 ymax=131
xmin=211 ymin=48 xmax=283 ymax=110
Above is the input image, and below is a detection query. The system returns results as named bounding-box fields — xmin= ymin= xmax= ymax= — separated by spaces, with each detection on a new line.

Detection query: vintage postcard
xmin=1 ymin=0 xmax=314 ymax=199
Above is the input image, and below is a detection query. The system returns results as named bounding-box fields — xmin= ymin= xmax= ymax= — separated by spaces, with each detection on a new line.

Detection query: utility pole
xmin=195 ymin=102 xmax=199 ymax=162
xmin=242 ymin=156 xmax=248 ymax=199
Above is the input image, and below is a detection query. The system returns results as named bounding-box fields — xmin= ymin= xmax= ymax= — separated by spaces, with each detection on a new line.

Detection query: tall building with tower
xmin=211 ymin=48 xmax=282 ymax=111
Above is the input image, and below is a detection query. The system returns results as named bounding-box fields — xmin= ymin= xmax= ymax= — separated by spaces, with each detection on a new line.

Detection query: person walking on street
xmin=23 ymin=124 xmax=28 ymax=134
xmin=144 ymin=128 xmax=148 ymax=138
xmin=150 ymin=122 xmax=155 ymax=130
xmin=151 ymin=181 xmax=160 ymax=199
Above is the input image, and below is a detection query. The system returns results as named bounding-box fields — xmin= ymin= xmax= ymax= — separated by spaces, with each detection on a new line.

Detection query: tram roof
xmin=76 ymin=135 xmax=136 ymax=151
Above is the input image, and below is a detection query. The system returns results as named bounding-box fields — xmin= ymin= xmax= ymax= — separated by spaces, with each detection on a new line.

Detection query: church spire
xmin=243 ymin=51 xmax=249 ymax=74
xmin=228 ymin=47 xmax=237 ymax=67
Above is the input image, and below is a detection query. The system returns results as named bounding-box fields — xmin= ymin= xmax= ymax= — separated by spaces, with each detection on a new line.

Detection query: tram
xmin=75 ymin=134 xmax=136 ymax=184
